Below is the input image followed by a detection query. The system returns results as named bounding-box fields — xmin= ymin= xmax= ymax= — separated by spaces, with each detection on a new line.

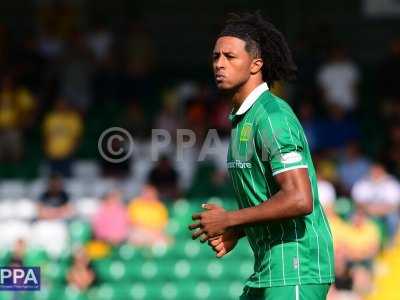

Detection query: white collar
xmin=235 ymin=82 xmax=269 ymax=115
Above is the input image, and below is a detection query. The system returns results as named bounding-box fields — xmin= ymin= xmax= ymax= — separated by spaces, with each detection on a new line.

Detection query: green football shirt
xmin=227 ymin=82 xmax=334 ymax=288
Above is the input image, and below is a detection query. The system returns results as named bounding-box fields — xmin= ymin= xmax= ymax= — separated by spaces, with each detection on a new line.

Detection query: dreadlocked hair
xmin=218 ymin=11 xmax=297 ymax=86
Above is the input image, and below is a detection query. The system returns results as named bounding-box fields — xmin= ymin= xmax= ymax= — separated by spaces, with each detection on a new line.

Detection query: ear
xmin=250 ymin=58 xmax=263 ymax=75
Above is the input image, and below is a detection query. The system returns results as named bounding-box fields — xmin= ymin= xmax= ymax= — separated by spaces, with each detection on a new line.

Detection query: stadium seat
xmin=129 ymin=282 xmax=163 ymax=300
xmin=30 ymin=220 xmax=69 ymax=258
xmin=65 ymin=179 xmax=89 ymax=199
xmin=124 ymin=258 xmax=172 ymax=281
xmin=189 ymin=259 xmax=226 ymax=281
xmin=27 ymin=179 xmax=46 ymax=200
xmin=16 ymin=292 xmax=34 ymax=300
xmin=167 ymin=239 xmax=212 ymax=260
xmin=129 ymin=282 xmax=149 ymax=300
xmin=0 ymin=249 xmax=10 ymax=265
xmin=227 ymin=281 xmax=245 ymax=299
xmin=0 ymin=293 xmax=12 ymax=300
xmin=73 ymin=197 xmax=100 ymax=220
xmin=180 ymin=281 xmax=234 ymax=300
xmin=87 ymin=179 xmax=117 ymax=198
xmin=205 ymin=260 xmax=225 ymax=280
xmin=42 ymin=260 xmax=68 ymax=284
xmin=0 ymin=180 xmax=26 ymax=199
xmin=190 ymin=256 xmax=252 ymax=282
xmin=221 ymin=259 xmax=253 ymax=281
xmin=159 ymin=282 xmax=181 ymax=300
xmin=140 ymin=260 xmax=160 ymax=280
xmin=15 ymin=198 xmax=37 ymax=220
xmin=117 ymin=243 xmax=141 ymax=261
xmin=93 ymin=259 xmax=130 ymax=282
xmin=149 ymin=242 xmax=170 ymax=259
xmin=23 ymin=248 xmax=49 ymax=268
xmin=69 ymin=219 xmax=92 ymax=246
xmin=0 ymin=199 xmax=16 ymax=220
xmin=0 ymin=220 xmax=31 ymax=248
xmin=37 ymin=291 xmax=57 ymax=300
xmin=58 ymin=246 xmax=72 ymax=263
xmin=165 ymin=218 xmax=188 ymax=238
xmin=131 ymin=157 xmax=154 ymax=186
xmin=172 ymin=259 xmax=192 ymax=280
xmin=121 ymin=178 xmax=141 ymax=200
xmin=92 ymin=259 xmax=112 ymax=281
xmin=88 ymin=283 xmax=121 ymax=300
xmin=170 ymin=199 xmax=191 ymax=218
xmin=71 ymin=160 xmax=100 ymax=180
xmin=63 ymin=288 xmax=90 ymax=300
xmin=109 ymin=260 xmax=127 ymax=281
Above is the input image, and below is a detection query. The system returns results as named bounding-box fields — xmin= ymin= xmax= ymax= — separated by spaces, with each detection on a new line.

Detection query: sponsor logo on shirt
xmin=280 ymin=152 xmax=302 ymax=164
xmin=239 ymin=123 xmax=253 ymax=142
xmin=227 ymin=160 xmax=252 ymax=169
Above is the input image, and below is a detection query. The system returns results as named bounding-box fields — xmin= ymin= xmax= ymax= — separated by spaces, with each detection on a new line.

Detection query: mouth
xmin=215 ymin=74 xmax=225 ymax=82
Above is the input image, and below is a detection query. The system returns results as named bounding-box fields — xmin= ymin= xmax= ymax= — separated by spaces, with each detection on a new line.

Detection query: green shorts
xmin=240 ymin=283 xmax=331 ymax=300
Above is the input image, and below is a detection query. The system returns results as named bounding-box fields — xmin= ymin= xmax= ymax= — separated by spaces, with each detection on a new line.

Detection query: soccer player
xmin=189 ymin=12 xmax=334 ymax=299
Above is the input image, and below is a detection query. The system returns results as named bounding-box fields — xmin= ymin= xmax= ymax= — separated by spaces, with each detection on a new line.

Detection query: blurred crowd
xmin=0 ymin=2 xmax=400 ymax=299
xmin=2 ymin=175 xmax=172 ymax=293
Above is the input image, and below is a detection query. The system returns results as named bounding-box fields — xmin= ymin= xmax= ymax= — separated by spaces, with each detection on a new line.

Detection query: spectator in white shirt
xmin=317 ymin=165 xmax=338 ymax=221
xmin=317 ymin=47 xmax=360 ymax=113
xmin=318 ymin=179 xmax=336 ymax=210
xmin=351 ymin=163 xmax=400 ymax=241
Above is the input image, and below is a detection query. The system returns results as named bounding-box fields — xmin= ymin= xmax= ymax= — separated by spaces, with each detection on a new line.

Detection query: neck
xmin=231 ymin=78 xmax=264 ymax=110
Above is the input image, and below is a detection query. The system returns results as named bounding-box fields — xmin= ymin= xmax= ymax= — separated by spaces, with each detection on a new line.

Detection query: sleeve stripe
xmin=272 ymin=165 xmax=308 ymax=176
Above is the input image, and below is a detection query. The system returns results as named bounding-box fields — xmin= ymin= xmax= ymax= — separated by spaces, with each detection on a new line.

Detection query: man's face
xmin=213 ymin=36 xmax=253 ymax=90
xmin=49 ymin=178 xmax=63 ymax=192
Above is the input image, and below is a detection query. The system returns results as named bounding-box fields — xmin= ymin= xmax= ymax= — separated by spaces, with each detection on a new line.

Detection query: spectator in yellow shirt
xmin=0 ymin=76 xmax=36 ymax=162
xmin=128 ymin=185 xmax=170 ymax=247
xmin=42 ymin=98 xmax=83 ymax=177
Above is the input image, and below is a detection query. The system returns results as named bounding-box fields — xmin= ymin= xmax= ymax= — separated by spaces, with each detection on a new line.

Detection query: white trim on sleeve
xmin=272 ymin=165 xmax=308 ymax=176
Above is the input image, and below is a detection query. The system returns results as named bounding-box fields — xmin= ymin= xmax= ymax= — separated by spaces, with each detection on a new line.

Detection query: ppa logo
xmin=0 ymin=267 xmax=40 ymax=291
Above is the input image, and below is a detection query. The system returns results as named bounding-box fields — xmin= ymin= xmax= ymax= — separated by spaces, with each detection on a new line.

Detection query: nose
xmin=214 ymin=56 xmax=225 ymax=71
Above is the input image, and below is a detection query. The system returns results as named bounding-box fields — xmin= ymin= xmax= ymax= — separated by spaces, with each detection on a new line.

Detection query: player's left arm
xmin=190 ymin=111 xmax=313 ymax=241
xmin=190 ymin=168 xmax=313 ymax=241
xmin=227 ymin=167 xmax=312 ymax=222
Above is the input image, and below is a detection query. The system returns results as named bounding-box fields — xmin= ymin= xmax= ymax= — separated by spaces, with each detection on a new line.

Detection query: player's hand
xmin=188 ymin=203 xmax=230 ymax=242
xmin=208 ymin=229 xmax=239 ymax=258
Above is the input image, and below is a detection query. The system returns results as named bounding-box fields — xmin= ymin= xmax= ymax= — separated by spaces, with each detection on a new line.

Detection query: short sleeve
xmin=257 ymin=113 xmax=308 ymax=176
